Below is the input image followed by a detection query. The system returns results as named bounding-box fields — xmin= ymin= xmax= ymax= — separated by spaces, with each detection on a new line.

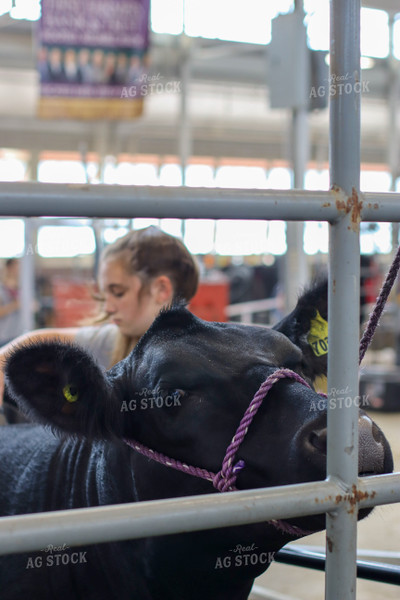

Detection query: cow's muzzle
xmin=308 ymin=413 xmax=393 ymax=476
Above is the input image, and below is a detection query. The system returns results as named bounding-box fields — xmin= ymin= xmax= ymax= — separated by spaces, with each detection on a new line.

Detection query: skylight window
xmin=151 ymin=0 xmax=293 ymax=43
xmin=151 ymin=0 xmax=184 ymax=35
xmin=0 ymin=0 xmax=11 ymax=18
xmin=361 ymin=8 xmax=389 ymax=59
xmin=0 ymin=157 xmax=26 ymax=182
xmin=215 ymin=165 xmax=268 ymax=189
xmin=38 ymin=160 xmax=89 ymax=184
xmin=37 ymin=226 xmax=96 ymax=258
xmin=184 ymin=0 xmax=293 ymax=45
xmin=10 ymin=0 xmax=40 ymax=20
xmin=0 ymin=219 xmax=25 ymax=257
xmin=304 ymin=0 xmax=329 ymax=51
xmin=184 ymin=219 xmax=215 ymax=254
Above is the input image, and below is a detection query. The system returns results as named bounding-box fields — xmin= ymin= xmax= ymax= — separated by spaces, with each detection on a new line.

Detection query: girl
xmin=0 ymin=226 xmax=199 ymax=421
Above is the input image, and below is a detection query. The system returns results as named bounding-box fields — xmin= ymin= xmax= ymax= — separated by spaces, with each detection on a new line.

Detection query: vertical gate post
xmin=326 ymin=1 xmax=361 ymax=599
xmin=19 ymin=218 xmax=35 ymax=333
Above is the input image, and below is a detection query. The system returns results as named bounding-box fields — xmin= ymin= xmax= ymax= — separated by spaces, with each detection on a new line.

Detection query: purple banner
xmin=40 ymin=0 xmax=150 ymax=49
xmin=37 ymin=0 xmax=150 ymax=110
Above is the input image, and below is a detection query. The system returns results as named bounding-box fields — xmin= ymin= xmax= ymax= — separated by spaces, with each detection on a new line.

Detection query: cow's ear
xmin=4 ymin=341 xmax=120 ymax=439
xmin=273 ymin=279 xmax=328 ymax=380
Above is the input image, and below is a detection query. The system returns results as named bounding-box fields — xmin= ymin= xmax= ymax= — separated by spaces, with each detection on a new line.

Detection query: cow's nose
xmin=358 ymin=414 xmax=384 ymax=474
xmin=308 ymin=415 xmax=385 ymax=474
xmin=309 ymin=428 xmax=327 ymax=454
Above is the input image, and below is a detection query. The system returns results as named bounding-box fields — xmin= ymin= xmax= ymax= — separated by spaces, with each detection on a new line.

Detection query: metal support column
xmin=284 ymin=1 xmax=309 ymax=311
xmin=19 ymin=218 xmax=35 ymax=333
xmin=326 ymin=1 xmax=361 ymax=599
xmin=18 ymin=150 xmax=38 ymax=334
xmin=388 ymin=11 xmax=400 ymax=248
xmin=178 ymin=36 xmax=192 ymax=188
xmin=286 ymin=104 xmax=309 ymax=310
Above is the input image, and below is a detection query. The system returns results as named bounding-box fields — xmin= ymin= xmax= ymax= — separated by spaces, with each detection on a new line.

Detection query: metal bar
xmin=19 ymin=218 xmax=35 ymax=333
xmin=326 ymin=1 xmax=361 ymax=599
xmin=275 ymin=547 xmax=400 ymax=586
xmin=225 ymin=298 xmax=278 ymax=319
xmin=1 ymin=182 xmax=400 ymax=222
xmin=285 ymin=2 xmax=309 ymax=310
xmin=362 ymin=192 xmax=400 ymax=221
xmin=0 ymin=182 xmax=335 ymax=220
xmin=356 ymin=472 xmax=400 ymax=505
xmin=178 ymin=34 xmax=192 ymax=186
xmin=0 ymin=479 xmax=342 ymax=556
xmin=290 ymin=546 xmax=400 ymax=565
xmin=0 ymin=474 xmax=399 ymax=557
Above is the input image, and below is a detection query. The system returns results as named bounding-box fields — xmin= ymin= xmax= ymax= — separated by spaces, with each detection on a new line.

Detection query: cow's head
xmin=4 ymin=279 xmax=393 ymax=543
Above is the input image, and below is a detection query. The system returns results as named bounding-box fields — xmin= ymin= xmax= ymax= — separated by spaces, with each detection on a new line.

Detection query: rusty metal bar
xmin=0 ymin=182 xmax=337 ymax=221
xmin=326 ymin=1 xmax=361 ymax=599
xmin=1 ymin=475 xmax=400 ymax=557
xmin=0 ymin=182 xmax=400 ymax=222
xmin=0 ymin=479 xmax=341 ymax=556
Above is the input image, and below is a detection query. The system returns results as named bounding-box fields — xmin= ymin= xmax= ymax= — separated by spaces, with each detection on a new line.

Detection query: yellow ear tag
xmin=307 ymin=310 xmax=328 ymax=357
xmin=63 ymin=384 xmax=79 ymax=403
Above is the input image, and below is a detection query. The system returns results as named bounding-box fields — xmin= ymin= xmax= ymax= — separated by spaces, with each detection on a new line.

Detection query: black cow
xmin=0 ymin=281 xmax=393 ymax=600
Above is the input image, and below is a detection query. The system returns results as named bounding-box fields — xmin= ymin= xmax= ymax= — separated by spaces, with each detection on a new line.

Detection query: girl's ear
xmin=4 ymin=341 xmax=121 ymax=439
xmin=151 ymin=275 xmax=174 ymax=305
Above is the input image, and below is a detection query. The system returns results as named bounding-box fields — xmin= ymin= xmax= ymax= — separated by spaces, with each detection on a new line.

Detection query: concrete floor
xmin=255 ymin=411 xmax=400 ymax=599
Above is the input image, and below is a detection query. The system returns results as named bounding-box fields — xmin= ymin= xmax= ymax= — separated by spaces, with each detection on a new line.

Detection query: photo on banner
xmin=37 ymin=0 xmax=150 ymax=120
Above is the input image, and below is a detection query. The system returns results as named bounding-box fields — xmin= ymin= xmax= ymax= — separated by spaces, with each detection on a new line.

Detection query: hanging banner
xmin=37 ymin=0 xmax=150 ymax=120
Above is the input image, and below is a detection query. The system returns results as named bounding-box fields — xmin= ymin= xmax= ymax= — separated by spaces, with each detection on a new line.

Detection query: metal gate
xmin=0 ymin=2 xmax=399 ymax=599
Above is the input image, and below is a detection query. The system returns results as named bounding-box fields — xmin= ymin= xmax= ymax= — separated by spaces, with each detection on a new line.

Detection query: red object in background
xmin=189 ymin=281 xmax=229 ymax=322
xmin=52 ymin=279 xmax=229 ymax=328
xmin=52 ymin=279 xmax=97 ymax=327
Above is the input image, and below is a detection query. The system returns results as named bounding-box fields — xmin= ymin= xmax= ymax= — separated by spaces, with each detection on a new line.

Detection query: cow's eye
xmin=63 ymin=384 xmax=79 ymax=403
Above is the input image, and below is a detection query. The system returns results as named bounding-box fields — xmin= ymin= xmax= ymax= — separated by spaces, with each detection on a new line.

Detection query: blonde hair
xmin=97 ymin=226 xmax=199 ymax=366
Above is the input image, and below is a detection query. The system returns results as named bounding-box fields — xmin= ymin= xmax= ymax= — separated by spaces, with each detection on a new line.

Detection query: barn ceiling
xmin=0 ymin=11 xmax=398 ymax=170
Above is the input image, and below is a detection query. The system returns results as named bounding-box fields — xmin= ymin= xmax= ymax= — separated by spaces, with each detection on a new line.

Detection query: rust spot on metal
xmin=332 ymin=185 xmax=363 ymax=231
xmin=350 ymin=188 xmax=362 ymax=230
xmin=351 ymin=485 xmax=376 ymax=502
xmin=322 ymin=202 xmax=331 ymax=208
xmin=339 ymin=485 xmax=378 ymax=514
xmin=327 ymin=536 xmax=333 ymax=553
xmin=335 ymin=197 xmax=348 ymax=213
xmin=330 ymin=484 xmax=378 ymax=515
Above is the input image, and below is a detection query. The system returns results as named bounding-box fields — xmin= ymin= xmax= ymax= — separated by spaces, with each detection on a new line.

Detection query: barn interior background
xmin=0 ymin=0 xmax=399 ymax=598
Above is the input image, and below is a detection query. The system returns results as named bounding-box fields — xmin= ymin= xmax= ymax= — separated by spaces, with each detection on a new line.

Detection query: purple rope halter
xmin=124 ymin=368 xmax=314 ymax=537
xmin=359 ymin=242 xmax=400 ymax=364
